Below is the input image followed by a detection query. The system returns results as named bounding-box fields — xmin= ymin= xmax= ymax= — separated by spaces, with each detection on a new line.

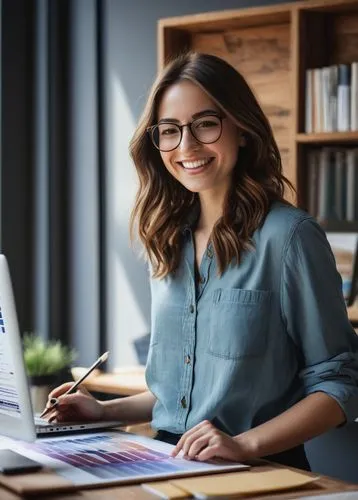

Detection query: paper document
xmin=8 ymin=431 xmax=249 ymax=487
xmin=143 ymin=468 xmax=320 ymax=499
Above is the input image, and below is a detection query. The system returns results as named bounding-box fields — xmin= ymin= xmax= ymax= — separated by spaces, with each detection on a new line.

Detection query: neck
xmin=197 ymin=191 xmax=225 ymax=234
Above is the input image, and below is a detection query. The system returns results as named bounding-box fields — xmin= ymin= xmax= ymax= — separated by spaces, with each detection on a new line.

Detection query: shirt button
xmin=181 ymin=396 xmax=187 ymax=409
xmin=207 ymin=248 xmax=213 ymax=259
xmin=189 ymin=304 xmax=195 ymax=313
xmin=199 ymin=275 xmax=205 ymax=284
xmin=184 ymin=355 xmax=191 ymax=365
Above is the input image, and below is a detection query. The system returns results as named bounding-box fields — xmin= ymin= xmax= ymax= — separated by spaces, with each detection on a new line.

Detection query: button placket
xmin=197 ymin=250 xmax=212 ymax=299
xmin=179 ymin=290 xmax=195 ymax=423
xmin=178 ymin=232 xmax=197 ymax=426
xmin=181 ymin=396 xmax=187 ymax=409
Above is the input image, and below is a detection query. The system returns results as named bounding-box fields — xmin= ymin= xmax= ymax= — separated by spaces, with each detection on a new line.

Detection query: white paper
xmin=6 ymin=431 xmax=249 ymax=487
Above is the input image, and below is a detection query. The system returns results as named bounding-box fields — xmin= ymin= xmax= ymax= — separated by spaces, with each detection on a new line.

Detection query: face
xmin=156 ymin=80 xmax=242 ymax=199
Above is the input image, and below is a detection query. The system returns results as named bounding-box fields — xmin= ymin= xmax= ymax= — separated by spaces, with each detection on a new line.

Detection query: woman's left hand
xmin=171 ymin=420 xmax=254 ymax=462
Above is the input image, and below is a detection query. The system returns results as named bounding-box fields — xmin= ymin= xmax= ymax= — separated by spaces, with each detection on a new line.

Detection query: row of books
xmin=307 ymin=147 xmax=358 ymax=222
xmin=305 ymin=62 xmax=358 ymax=133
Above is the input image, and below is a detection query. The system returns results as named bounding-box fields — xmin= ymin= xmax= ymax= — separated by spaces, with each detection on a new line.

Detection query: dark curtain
xmin=1 ymin=0 xmax=106 ymax=365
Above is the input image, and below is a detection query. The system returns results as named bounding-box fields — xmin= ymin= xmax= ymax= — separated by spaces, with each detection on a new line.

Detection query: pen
xmin=39 ymin=351 xmax=110 ymax=418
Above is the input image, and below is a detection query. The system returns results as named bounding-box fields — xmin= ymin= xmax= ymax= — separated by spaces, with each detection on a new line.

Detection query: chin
xmin=182 ymin=185 xmax=207 ymax=194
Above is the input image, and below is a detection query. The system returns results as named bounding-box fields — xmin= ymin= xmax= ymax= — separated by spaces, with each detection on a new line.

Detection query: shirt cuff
xmin=299 ymin=352 xmax=358 ymax=422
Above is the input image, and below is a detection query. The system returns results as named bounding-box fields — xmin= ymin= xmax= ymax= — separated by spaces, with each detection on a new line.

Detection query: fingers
xmin=48 ymin=411 xmax=58 ymax=424
xmin=171 ymin=420 xmax=212 ymax=458
xmin=197 ymin=444 xmax=221 ymax=462
xmin=41 ymin=383 xmax=77 ymax=418
xmin=77 ymin=385 xmax=92 ymax=396
xmin=183 ymin=434 xmax=210 ymax=459
xmin=47 ymin=382 xmax=74 ymax=400
xmin=171 ymin=421 xmax=242 ymax=463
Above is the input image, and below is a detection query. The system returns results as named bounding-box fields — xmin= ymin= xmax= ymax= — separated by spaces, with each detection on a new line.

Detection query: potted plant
xmin=23 ymin=333 xmax=77 ymax=413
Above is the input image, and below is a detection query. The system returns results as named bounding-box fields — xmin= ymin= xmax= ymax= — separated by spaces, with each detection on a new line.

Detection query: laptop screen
xmin=0 ymin=255 xmax=36 ymax=441
xmin=0 ymin=307 xmax=22 ymax=418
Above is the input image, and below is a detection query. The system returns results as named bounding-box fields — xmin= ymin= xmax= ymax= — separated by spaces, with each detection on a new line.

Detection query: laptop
xmin=0 ymin=254 xmax=123 ymax=442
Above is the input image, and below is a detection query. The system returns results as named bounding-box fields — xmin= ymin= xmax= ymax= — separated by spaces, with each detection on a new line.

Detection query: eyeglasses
xmin=147 ymin=114 xmax=225 ymax=152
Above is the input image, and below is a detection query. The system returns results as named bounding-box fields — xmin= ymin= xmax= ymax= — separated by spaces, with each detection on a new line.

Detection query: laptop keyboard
xmin=34 ymin=416 xmax=71 ymax=429
xmin=35 ymin=416 xmax=51 ymax=427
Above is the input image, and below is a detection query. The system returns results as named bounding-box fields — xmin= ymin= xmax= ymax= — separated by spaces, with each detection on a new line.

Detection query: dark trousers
xmin=155 ymin=430 xmax=311 ymax=471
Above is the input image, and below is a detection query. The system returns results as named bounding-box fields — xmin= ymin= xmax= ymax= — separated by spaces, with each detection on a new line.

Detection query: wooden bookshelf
xmin=158 ymin=0 xmax=358 ymax=323
xmin=297 ymin=132 xmax=358 ymax=144
xmin=158 ymin=0 xmax=358 ymax=206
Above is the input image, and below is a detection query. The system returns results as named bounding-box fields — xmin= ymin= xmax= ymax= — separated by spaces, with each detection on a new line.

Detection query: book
xmin=333 ymin=149 xmax=346 ymax=220
xmin=351 ymin=62 xmax=358 ymax=131
xmin=337 ymin=64 xmax=351 ymax=132
xmin=317 ymin=148 xmax=336 ymax=221
xmin=346 ymin=149 xmax=358 ymax=221
xmin=305 ymin=69 xmax=313 ymax=133
xmin=307 ymin=149 xmax=319 ymax=217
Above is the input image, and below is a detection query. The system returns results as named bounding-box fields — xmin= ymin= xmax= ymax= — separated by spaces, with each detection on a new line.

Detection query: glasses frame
xmin=146 ymin=114 xmax=226 ymax=152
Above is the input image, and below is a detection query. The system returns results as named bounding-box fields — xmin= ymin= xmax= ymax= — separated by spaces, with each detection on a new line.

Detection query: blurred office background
xmin=2 ymin=0 xmax=358 ymax=485
xmin=1 ymin=0 xmax=288 ymax=369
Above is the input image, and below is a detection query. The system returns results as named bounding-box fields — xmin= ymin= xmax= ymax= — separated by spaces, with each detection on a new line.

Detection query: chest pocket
xmin=208 ymin=288 xmax=271 ymax=360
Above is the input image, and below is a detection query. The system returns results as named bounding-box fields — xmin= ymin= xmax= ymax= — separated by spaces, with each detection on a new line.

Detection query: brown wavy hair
xmin=129 ymin=52 xmax=294 ymax=278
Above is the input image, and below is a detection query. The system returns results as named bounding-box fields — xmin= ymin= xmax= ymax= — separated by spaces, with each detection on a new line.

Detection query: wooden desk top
xmin=1 ymin=462 xmax=357 ymax=499
xmin=71 ymin=365 xmax=147 ymax=396
xmin=348 ymin=304 xmax=358 ymax=323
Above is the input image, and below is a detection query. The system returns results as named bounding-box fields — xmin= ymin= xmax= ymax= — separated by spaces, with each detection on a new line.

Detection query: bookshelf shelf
xmin=297 ymin=132 xmax=358 ymax=144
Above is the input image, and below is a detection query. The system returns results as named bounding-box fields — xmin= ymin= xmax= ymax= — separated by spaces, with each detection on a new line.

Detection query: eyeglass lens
xmin=151 ymin=115 xmax=222 ymax=152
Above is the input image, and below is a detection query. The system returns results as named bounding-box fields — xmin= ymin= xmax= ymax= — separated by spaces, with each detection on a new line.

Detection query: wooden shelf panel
xmin=158 ymin=5 xmax=291 ymax=33
xmin=296 ymin=132 xmax=358 ymax=143
xmin=299 ymin=0 xmax=358 ymax=15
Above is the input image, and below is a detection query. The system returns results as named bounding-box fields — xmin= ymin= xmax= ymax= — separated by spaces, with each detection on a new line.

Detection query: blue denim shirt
xmin=145 ymin=202 xmax=358 ymax=436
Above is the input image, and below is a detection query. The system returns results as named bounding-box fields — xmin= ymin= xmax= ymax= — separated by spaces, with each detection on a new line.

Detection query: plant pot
xmin=29 ymin=374 xmax=59 ymax=415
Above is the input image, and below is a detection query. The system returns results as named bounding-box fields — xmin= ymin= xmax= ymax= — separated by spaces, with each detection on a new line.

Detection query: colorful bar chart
xmin=19 ymin=432 xmax=248 ymax=486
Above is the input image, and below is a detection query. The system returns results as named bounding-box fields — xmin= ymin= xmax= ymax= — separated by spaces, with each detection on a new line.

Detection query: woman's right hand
xmin=42 ymin=382 xmax=105 ymax=423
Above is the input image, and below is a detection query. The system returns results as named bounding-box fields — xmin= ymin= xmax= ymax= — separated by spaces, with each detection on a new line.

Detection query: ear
xmin=238 ymin=134 xmax=246 ymax=147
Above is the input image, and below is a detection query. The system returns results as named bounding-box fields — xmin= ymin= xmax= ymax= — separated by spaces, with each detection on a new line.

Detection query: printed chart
xmin=18 ymin=432 xmax=249 ymax=486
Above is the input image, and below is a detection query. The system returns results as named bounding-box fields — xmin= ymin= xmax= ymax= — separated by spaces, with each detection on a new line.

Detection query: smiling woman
xmin=155 ymin=82 xmax=240 ymax=204
xmin=43 ymin=53 xmax=358 ymax=473
xmin=130 ymin=53 xmax=288 ymax=278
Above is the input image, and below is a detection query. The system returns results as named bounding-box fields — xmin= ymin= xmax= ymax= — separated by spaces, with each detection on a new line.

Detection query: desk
xmin=0 ymin=462 xmax=357 ymax=499
xmin=348 ymin=304 xmax=358 ymax=326
xmin=71 ymin=365 xmax=147 ymax=396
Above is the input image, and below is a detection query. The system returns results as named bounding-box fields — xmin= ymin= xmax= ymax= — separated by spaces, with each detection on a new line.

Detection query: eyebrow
xmin=158 ymin=109 xmax=220 ymax=124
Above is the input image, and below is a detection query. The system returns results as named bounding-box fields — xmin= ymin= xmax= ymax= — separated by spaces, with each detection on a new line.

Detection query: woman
xmin=44 ymin=53 xmax=358 ymax=471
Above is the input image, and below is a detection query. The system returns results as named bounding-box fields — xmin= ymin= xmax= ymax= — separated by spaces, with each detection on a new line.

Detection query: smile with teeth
xmin=179 ymin=157 xmax=214 ymax=170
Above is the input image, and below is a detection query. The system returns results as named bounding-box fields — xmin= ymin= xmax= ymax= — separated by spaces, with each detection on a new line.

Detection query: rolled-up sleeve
xmin=281 ymin=217 xmax=358 ymax=422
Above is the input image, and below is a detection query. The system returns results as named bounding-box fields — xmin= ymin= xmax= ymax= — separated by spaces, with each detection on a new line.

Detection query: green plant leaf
xmin=22 ymin=333 xmax=77 ymax=377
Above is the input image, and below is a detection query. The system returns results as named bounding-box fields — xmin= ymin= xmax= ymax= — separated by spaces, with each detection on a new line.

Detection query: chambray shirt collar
xmin=182 ymin=203 xmax=200 ymax=235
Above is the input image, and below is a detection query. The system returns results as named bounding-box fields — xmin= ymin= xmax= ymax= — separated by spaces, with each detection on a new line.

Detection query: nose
xmin=177 ymin=125 xmax=200 ymax=152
